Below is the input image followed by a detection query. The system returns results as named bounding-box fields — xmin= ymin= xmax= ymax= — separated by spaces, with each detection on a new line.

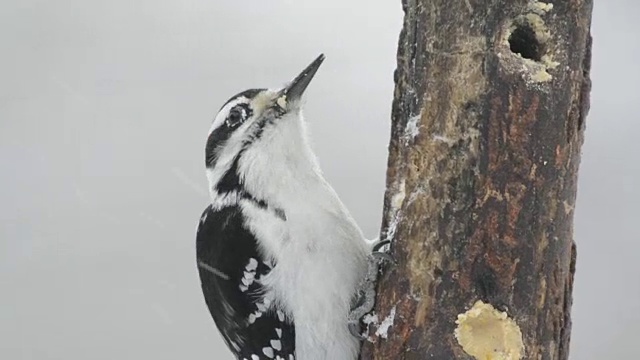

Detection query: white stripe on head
xmin=209 ymin=96 xmax=251 ymax=136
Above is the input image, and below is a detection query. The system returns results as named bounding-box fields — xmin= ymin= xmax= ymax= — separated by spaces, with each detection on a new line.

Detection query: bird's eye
xmin=226 ymin=108 xmax=245 ymax=128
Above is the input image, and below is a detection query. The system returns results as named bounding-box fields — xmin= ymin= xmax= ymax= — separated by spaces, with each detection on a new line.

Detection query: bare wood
xmin=360 ymin=0 xmax=592 ymax=359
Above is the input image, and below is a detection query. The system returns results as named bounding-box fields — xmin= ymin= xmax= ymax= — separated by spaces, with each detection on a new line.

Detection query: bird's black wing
xmin=196 ymin=204 xmax=295 ymax=360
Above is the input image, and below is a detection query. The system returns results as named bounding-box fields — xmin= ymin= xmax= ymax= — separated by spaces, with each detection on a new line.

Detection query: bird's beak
xmin=282 ymin=54 xmax=325 ymax=103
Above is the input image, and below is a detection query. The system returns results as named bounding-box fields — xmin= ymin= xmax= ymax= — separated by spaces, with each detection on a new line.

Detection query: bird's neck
xmin=207 ymin=116 xmax=331 ymax=209
xmin=240 ymin=133 xmax=327 ymax=203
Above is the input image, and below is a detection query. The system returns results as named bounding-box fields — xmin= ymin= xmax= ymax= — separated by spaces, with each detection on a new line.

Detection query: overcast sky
xmin=1 ymin=1 xmax=638 ymax=359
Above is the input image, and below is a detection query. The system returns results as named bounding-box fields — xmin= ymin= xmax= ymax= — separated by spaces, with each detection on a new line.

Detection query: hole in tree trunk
xmin=508 ymin=24 xmax=543 ymax=61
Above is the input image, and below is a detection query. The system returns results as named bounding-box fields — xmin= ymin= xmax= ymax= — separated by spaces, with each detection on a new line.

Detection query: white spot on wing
xmin=248 ymin=309 xmax=263 ymax=324
xmin=277 ymin=310 xmax=285 ymax=322
xmin=244 ymin=271 xmax=256 ymax=281
xmin=262 ymin=346 xmax=275 ymax=358
xmin=240 ymin=258 xmax=259 ymax=291
xmin=270 ymin=339 xmax=282 ymax=351
xmin=275 ymin=328 xmax=282 ymax=338
xmin=246 ymin=258 xmax=259 ymax=271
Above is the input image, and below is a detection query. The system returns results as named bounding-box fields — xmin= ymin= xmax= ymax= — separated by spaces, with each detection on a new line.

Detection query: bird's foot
xmin=371 ymin=239 xmax=395 ymax=265
xmin=348 ymin=282 xmax=376 ymax=340
xmin=348 ymin=239 xmax=395 ymax=339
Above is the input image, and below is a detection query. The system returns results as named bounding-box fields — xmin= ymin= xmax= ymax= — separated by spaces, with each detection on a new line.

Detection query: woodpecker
xmin=196 ymin=54 xmax=386 ymax=360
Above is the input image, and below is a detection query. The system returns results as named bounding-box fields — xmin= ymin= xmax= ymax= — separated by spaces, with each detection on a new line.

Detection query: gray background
xmin=0 ymin=1 xmax=637 ymax=359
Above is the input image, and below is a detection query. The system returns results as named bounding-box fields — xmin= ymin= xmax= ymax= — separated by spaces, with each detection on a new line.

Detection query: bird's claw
xmin=347 ymin=238 xmax=396 ymax=340
xmin=370 ymin=238 xmax=396 ymax=266
xmin=371 ymin=239 xmax=391 ymax=253
xmin=348 ymin=321 xmax=366 ymax=340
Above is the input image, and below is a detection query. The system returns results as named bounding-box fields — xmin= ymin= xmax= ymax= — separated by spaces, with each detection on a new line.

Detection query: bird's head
xmin=205 ymin=54 xmax=325 ymax=200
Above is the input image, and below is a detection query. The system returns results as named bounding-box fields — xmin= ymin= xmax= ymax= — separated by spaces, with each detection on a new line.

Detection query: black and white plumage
xmin=196 ymin=55 xmax=380 ymax=360
xmin=197 ymin=205 xmax=295 ymax=359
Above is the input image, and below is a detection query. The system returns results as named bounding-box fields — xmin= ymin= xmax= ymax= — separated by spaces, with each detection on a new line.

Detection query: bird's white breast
xmin=237 ymin=112 xmax=369 ymax=360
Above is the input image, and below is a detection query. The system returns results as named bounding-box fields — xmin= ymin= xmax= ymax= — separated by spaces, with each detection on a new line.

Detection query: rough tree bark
xmin=360 ymin=1 xmax=592 ymax=359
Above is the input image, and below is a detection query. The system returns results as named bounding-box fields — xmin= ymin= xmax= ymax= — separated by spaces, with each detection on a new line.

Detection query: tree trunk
xmin=360 ymin=1 xmax=592 ymax=359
